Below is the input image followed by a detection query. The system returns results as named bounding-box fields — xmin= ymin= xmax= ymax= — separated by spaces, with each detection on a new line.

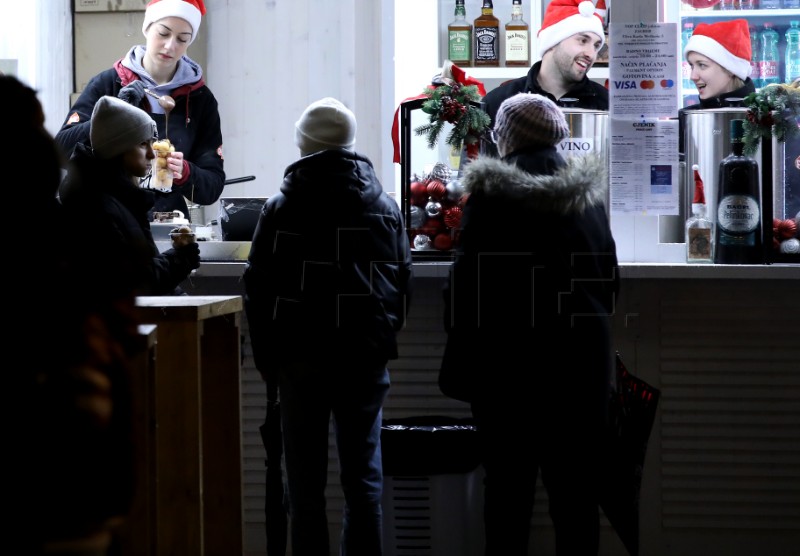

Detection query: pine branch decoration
xmin=414 ymin=82 xmax=491 ymax=152
xmin=742 ymin=82 xmax=800 ymax=157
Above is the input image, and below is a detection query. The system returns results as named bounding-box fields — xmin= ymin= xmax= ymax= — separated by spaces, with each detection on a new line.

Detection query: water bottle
xmin=759 ymin=0 xmax=782 ymax=8
xmin=739 ymin=0 xmax=755 ymax=9
xmin=719 ymin=0 xmax=737 ymax=9
xmin=749 ymin=26 xmax=761 ymax=87
xmin=682 ymin=22 xmax=695 ymax=91
xmin=759 ymin=23 xmax=780 ymax=87
xmin=785 ymin=0 xmax=800 ymax=10
xmin=786 ymin=21 xmax=800 ymax=83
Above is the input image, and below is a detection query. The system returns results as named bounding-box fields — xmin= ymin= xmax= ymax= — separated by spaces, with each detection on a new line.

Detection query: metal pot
xmin=559 ymin=107 xmax=610 ymax=209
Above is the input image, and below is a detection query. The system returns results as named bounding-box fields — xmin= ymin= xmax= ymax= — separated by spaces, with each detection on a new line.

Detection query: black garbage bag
xmin=381 ymin=416 xmax=481 ymax=476
xmin=599 ymin=352 xmax=661 ymax=556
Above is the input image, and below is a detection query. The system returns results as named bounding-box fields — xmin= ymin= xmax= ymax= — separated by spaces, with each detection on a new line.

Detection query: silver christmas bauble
xmin=425 ymin=200 xmax=442 ymax=217
xmin=428 ymin=162 xmax=452 ymax=184
xmin=413 ymin=234 xmax=431 ymax=250
xmin=780 ymin=238 xmax=800 ymax=254
xmin=445 ymin=179 xmax=465 ymax=202
xmin=409 ymin=204 xmax=426 ymax=228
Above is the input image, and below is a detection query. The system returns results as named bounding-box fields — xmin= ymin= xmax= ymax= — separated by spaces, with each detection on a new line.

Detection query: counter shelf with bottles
xmin=437 ymin=1 xmax=609 ymax=85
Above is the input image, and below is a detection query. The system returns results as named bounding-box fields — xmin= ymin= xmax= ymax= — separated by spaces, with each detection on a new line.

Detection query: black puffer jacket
xmin=244 ymin=149 xmax=413 ymax=375
xmin=442 ymin=148 xmax=618 ymax=405
xmin=60 ymin=143 xmax=199 ymax=295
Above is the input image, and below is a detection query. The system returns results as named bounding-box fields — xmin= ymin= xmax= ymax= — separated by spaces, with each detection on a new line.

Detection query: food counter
xmin=163 ymin=240 xmax=799 ymax=556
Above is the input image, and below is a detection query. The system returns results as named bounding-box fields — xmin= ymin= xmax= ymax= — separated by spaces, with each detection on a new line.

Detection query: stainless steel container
xmin=683 ymin=107 xmax=764 ymax=230
xmin=560 ymin=108 xmax=610 ymax=209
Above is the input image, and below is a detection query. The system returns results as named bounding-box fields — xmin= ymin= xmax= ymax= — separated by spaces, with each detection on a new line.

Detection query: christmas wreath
xmin=414 ymin=79 xmax=491 ymax=154
xmin=742 ymin=81 xmax=800 ymax=157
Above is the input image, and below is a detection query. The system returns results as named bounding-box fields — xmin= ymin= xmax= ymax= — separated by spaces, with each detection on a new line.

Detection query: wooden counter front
xmin=134 ymin=295 xmax=244 ymax=556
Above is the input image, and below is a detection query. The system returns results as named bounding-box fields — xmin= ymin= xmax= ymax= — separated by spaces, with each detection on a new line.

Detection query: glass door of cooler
xmin=662 ymin=0 xmax=800 ymax=109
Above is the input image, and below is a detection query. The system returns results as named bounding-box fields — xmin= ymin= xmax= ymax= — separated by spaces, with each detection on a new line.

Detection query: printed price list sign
xmin=609 ymin=22 xmax=679 ymax=120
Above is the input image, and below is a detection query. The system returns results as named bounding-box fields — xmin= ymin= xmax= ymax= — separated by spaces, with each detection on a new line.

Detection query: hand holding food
xmin=170 ymin=224 xmax=196 ymax=248
xmin=152 ymin=139 xmax=176 ymax=190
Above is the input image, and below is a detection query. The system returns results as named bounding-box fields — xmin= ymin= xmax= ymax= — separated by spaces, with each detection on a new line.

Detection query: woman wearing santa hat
xmin=683 ymin=18 xmax=756 ymax=109
xmin=55 ymin=0 xmax=225 ymax=221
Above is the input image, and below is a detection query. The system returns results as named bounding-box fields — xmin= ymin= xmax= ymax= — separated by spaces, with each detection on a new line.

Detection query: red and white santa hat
xmin=684 ymin=19 xmax=752 ymax=81
xmin=537 ymin=0 xmax=605 ymax=57
xmin=142 ymin=0 xmax=206 ymax=44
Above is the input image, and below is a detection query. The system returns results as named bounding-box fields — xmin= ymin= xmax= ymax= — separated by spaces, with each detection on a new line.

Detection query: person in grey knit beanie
xmin=294 ymin=97 xmax=357 ymax=157
xmin=90 ymin=95 xmax=157 ymax=160
xmin=493 ymin=92 xmax=570 ymax=157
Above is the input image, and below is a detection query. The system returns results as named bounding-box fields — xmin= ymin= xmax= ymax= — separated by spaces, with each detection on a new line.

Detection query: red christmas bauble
xmin=427 ymin=179 xmax=446 ymax=200
xmin=421 ymin=217 xmax=445 ymax=237
xmin=410 ymin=180 xmax=428 ymax=205
xmin=433 ymin=232 xmax=453 ymax=251
xmin=443 ymin=206 xmax=463 ymax=229
xmin=778 ymin=219 xmax=798 ymax=240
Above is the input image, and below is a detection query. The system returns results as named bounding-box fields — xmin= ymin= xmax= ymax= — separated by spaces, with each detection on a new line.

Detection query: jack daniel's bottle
xmin=473 ymin=0 xmax=499 ymax=66
xmin=714 ymin=119 xmax=762 ymax=264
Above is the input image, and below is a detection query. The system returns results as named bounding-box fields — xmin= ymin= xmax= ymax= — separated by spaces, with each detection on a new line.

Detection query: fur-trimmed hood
xmin=461 ymin=152 xmax=608 ymax=215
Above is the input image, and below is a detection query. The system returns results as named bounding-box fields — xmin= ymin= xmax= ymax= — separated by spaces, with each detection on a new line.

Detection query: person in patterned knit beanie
xmin=492 ymin=92 xmax=570 ymax=157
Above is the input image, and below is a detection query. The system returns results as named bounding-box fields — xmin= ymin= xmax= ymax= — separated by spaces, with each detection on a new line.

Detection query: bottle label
xmin=688 ymin=228 xmax=712 ymax=261
xmin=758 ymin=60 xmax=779 ymax=80
xmin=475 ymin=27 xmax=499 ymax=61
xmin=449 ymin=30 xmax=471 ymax=62
xmin=717 ymin=194 xmax=760 ymax=239
xmin=505 ymin=30 xmax=529 ymax=62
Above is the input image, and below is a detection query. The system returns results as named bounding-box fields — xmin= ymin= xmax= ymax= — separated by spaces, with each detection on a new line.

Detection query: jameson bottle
xmin=714 ymin=119 xmax=762 ymax=264
xmin=474 ymin=0 xmax=499 ymax=67
xmin=448 ymin=0 xmax=472 ymax=66
xmin=505 ymin=0 xmax=530 ymax=67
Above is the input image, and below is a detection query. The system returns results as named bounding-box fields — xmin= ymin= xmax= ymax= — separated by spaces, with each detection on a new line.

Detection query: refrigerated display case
xmin=664 ymin=0 xmax=800 ymax=108
xmin=664 ymin=0 xmax=800 ymax=264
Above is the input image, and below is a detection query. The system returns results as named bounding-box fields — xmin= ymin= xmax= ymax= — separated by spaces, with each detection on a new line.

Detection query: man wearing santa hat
xmin=482 ymin=0 xmax=608 ymax=157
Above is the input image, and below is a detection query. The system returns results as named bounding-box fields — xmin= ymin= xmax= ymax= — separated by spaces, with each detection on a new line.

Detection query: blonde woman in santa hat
xmin=482 ymin=0 xmax=608 ymax=157
xmin=55 ymin=0 xmax=224 ymax=221
xmin=684 ymin=18 xmax=755 ymax=109
xmin=440 ymin=93 xmax=618 ymax=556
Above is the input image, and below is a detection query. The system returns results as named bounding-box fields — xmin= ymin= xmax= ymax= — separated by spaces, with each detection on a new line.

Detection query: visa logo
xmin=613 ymin=81 xmax=638 ymax=89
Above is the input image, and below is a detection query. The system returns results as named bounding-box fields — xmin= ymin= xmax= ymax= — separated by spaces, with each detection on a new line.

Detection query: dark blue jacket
xmin=244 ymin=149 xmax=413 ymax=376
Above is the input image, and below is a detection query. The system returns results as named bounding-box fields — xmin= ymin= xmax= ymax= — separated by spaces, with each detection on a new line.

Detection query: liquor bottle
xmin=758 ymin=23 xmax=780 ymax=87
xmin=473 ymin=0 xmax=499 ymax=67
xmin=681 ymin=22 xmax=695 ymax=91
xmin=714 ymin=119 xmax=762 ymax=264
xmin=505 ymin=0 xmax=530 ymax=67
xmin=686 ymin=164 xmax=713 ymax=263
xmin=749 ymin=26 xmax=761 ymax=87
xmin=785 ymin=21 xmax=800 ymax=83
xmin=448 ymin=0 xmax=472 ymax=67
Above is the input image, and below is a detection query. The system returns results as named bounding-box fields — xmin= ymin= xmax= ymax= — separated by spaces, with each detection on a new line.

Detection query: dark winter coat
xmin=60 ymin=143 xmax=199 ymax=295
xmin=244 ymin=149 xmax=413 ymax=377
xmin=481 ymin=61 xmax=609 ymax=157
xmin=55 ymin=61 xmax=225 ymax=219
xmin=441 ymin=148 xmax=618 ymax=409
